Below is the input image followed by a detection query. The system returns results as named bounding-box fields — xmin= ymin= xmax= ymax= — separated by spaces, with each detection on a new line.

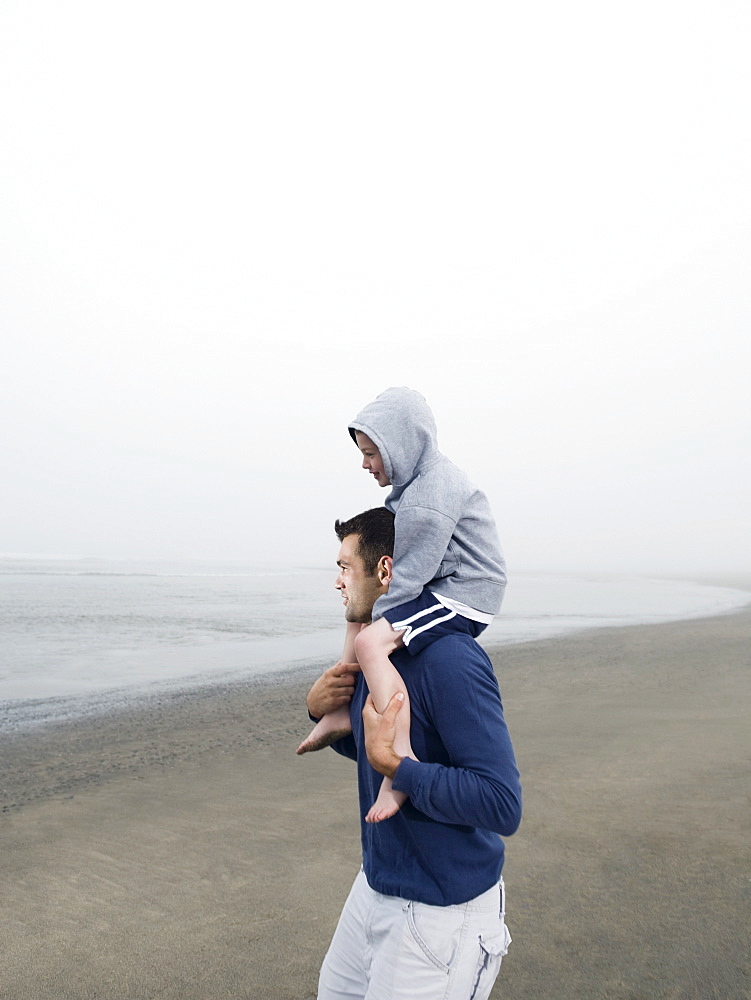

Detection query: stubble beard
xmin=343 ymin=592 xmax=375 ymax=625
xmin=344 ymin=604 xmax=372 ymax=625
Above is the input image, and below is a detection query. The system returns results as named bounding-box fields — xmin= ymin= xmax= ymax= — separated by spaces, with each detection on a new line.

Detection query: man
xmin=306 ymin=507 xmax=522 ymax=1000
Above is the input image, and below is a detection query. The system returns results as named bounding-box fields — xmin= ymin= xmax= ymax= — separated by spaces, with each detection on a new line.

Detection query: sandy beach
xmin=2 ymin=604 xmax=749 ymax=1000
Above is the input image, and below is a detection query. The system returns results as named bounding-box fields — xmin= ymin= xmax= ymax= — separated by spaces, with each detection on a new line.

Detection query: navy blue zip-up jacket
xmin=330 ymin=634 xmax=522 ymax=906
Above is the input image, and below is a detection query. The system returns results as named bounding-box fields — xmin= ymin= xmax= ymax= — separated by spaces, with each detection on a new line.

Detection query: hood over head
xmin=348 ymin=387 xmax=440 ymax=487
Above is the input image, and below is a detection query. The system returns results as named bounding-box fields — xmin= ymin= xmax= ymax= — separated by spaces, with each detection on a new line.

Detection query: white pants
xmin=318 ymin=870 xmax=511 ymax=1000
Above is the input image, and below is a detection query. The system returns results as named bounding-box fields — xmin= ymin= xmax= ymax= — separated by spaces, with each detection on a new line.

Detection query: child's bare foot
xmin=296 ymin=706 xmax=353 ymax=755
xmin=364 ymin=778 xmax=408 ymax=823
xmin=296 ymin=727 xmax=352 ymax=755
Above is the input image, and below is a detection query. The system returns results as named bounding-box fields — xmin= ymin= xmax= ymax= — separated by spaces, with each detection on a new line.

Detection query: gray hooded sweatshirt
xmin=348 ymin=387 xmax=506 ymax=623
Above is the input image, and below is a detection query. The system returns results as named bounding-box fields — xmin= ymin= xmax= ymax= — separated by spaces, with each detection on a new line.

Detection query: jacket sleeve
xmin=391 ymin=641 xmax=522 ymax=836
xmin=371 ymin=503 xmax=457 ymax=620
xmin=329 ymin=734 xmax=358 ymax=762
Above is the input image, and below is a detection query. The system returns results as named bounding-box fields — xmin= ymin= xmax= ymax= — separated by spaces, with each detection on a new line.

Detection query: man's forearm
xmin=392 ymin=757 xmax=522 ymax=836
xmin=367 ymin=746 xmax=403 ymax=780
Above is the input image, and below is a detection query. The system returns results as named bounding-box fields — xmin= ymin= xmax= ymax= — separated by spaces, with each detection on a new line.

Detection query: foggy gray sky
xmin=2 ymin=1 xmax=749 ymax=576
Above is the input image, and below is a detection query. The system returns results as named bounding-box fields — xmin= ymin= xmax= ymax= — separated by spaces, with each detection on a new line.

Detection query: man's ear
xmin=378 ymin=555 xmax=393 ymax=585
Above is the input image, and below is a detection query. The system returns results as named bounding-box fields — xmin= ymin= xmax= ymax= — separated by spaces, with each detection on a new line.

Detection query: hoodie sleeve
xmin=371 ymin=503 xmax=456 ymax=620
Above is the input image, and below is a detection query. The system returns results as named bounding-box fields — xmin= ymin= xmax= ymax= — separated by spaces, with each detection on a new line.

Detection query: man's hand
xmin=306 ymin=660 xmax=361 ymax=719
xmin=363 ymin=692 xmax=404 ymax=779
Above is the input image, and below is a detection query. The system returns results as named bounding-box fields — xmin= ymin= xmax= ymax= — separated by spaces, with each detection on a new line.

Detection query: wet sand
xmin=1 ymin=605 xmax=750 ymax=999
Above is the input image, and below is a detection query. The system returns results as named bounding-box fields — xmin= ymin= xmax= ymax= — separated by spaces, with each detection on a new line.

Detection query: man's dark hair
xmin=334 ymin=507 xmax=395 ymax=575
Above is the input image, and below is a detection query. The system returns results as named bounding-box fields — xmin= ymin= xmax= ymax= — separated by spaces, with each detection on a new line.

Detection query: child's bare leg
xmin=354 ymin=617 xmax=417 ymax=823
xmin=296 ymin=622 xmax=361 ymax=755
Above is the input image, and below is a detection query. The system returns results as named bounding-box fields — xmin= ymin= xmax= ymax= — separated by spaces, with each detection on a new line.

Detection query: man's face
xmin=355 ymin=431 xmax=391 ymax=487
xmin=335 ymin=533 xmax=386 ymax=623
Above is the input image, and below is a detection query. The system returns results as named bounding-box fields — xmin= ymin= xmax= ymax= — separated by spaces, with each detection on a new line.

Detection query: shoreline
xmin=3 ymin=572 xmax=749 ymax=717
xmin=2 ymin=596 xmax=750 ymax=814
xmin=3 ymin=575 xmax=750 ymax=738
xmin=1 ymin=605 xmax=749 ymax=998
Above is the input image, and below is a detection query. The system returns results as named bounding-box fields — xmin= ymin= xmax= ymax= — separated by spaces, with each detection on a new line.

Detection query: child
xmin=297 ymin=386 xmax=506 ymax=823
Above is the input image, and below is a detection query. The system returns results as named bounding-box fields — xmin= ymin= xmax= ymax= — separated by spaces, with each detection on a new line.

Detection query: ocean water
xmin=1 ymin=556 xmax=749 ymax=729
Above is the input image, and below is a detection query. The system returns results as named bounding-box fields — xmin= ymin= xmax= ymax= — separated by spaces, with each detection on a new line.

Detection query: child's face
xmin=355 ymin=431 xmax=390 ymax=487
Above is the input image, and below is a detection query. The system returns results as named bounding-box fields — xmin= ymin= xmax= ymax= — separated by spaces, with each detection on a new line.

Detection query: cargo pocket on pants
xmin=470 ymin=922 xmax=511 ymax=1000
